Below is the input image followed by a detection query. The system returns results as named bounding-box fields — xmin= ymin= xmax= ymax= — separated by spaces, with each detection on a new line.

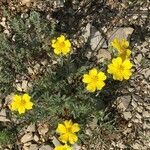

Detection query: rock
xmin=73 ymin=144 xmax=81 ymax=150
xmin=33 ymin=134 xmax=39 ymax=142
xmin=123 ymin=112 xmax=132 ymax=120
xmin=135 ymin=113 xmax=142 ymax=119
xmin=143 ymin=121 xmax=150 ymax=129
xmin=135 ymin=53 xmax=142 ymax=64
xmin=21 ymin=133 xmax=33 ymax=143
xmin=96 ymin=49 xmax=111 ymax=62
xmin=132 ymin=118 xmax=141 ymax=123
xmin=0 ymin=109 xmax=10 ymax=122
xmin=143 ymin=68 xmax=150 ymax=79
xmin=131 ymin=100 xmax=138 ymax=109
xmin=82 ymin=23 xmax=91 ymax=43
xmin=21 ymin=0 xmax=32 ymax=7
xmin=146 ymin=105 xmax=150 ymax=111
xmin=142 ymin=111 xmax=149 ymax=118
xmin=90 ymin=26 xmax=107 ymax=50
xmin=39 ymin=145 xmax=52 ymax=150
xmin=22 ymin=80 xmax=28 ymax=92
xmin=37 ymin=123 xmax=49 ymax=136
xmin=116 ymin=96 xmax=131 ymax=111
xmin=136 ymin=106 xmax=143 ymax=113
xmin=53 ymin=0 xmax=64 ymax=8
xmin=29 ymin=144 xmax=38 ymax=150
xmin=107 ymin=27 xmax=134 ymax=45
xmin=52 ymin=136 xmax=61 ymax=147
xmin=16 ymin=83 xmax=23 ymax=92
xmin=26 ymin=123 xmax=35 ymax=132
xmin=132 ymin=143 xmax=142 ymax=150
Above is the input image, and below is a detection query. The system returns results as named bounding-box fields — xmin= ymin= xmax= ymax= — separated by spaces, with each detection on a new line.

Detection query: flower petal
xmin=122 ymin=59 xmax=133 ymax=69
xmin=57 ymin=35 xmax=65 ymax=42
xmin=96 ymin=81 xmax=105 ymax=90
xmin=89 ymin=68 xmax=98 ymax=76
xmin=25 ymin=101 xmax=33 ymax=110
xmin=22 ymin=94 xmax=31 ymax=102
xmin=18 ymin=106 xmax=26 ymax=114
xmin=59 ymin=133 xmax=69 ymax=143
xmin=64 ymin=120 xmax=73 ymax=129
xmin=82 ymin=74 xmax=91 ymax=83
xmin=86 ymin=83 xmax=96 ymax=92
xmin=68 ymin=133 xmax=78 ymax=144
xmin=71 ymin=123 xmax=80 ymax=133
xmin=98 ymin=72 xmax=106 ymax=81
xmin=56 ymin=124 xmax=67 ymax=134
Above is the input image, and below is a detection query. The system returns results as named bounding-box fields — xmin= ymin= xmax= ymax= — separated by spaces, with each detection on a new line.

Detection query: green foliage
xmin=0 ymin=9 xmax=55 ymax=95
xmin=0 ymin=130 xmax=12 ymax=145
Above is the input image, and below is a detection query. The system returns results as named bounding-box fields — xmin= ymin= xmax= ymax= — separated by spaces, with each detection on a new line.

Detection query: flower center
xmin=119 ymin=65 xmax=124 ymax=72
xmin=67 ymin=127 xmax=72 ymax=133
xmin=91 ymin=75 xmax=98 ymax=83
xmin=20 ymin=99 xmax=26 ymax=106
xmin=59 ymin=41 xmax=66 ymax=48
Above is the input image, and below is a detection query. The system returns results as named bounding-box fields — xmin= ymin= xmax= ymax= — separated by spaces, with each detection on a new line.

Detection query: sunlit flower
xmin=82 ymin=68 xmax=106 ymax=92
xmin=111 ymin=38 xmax=131 ymax=60
xmin=51 ymin=35 xmax=71 ymax=55
xmin=54 ymin=144 xmax=72 ymax=150
xmin=10 ymin=94 xmax=33 ymax=114
xmin=107 ymin=57 xmax=132 ymax=81
xmin=56 ymin=120 xmax=80 ymax=144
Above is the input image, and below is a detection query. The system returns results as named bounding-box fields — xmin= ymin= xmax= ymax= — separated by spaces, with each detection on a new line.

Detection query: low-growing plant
xmin=0 ymin=6 xmax=133 ymax=149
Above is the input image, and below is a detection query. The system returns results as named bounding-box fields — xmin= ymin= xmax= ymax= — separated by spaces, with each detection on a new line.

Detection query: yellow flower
xmin=54 ymin=144 xmax=72 ymax=150
xmin=51 ymin=35 xmax=71 ymax=55
xmin=82 ymin=68 xmax=106 ymax=92
xmin=56 ymin=120 xmax=80 ymax=144
xmin=107 ymin=57 xmax=132 ymax=81
xmin=10 ymin=94 xmax=33 ymax=114
xmin=111 ymin=38 xmax=131 ymax=60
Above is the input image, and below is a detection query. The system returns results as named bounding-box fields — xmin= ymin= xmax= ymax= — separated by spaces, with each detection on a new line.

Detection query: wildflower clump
xmin=107 ymin=57 xmax=132 ymax=81
xmin=82 ymin=68 xmax=107 ymax=92
xmin=111 ymin=38 xmax=131 ymax=60
xmin=51 ymin=35 xmax=71 ymax=55
xmin=10 ymin=94 xmax=33 ymax=114
xmin=56 ymin=120 xmax=80 ymax=145
xmin=54 ymin=144 xmax=72 ymax=150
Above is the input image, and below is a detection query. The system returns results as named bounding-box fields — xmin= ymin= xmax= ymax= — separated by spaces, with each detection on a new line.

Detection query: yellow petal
xmin=18 ymin=106 xmax=26 ymax=114
xmin=64 ymin=120 xmax=73 ymax=129
xmin=25 ymin=101 xmax=33 ymax=110
xmin=54 ymin=48 xmax=62 ymax=55
xmin=123 ymin=70 xmax=132 ymax=80
xmin=89 ymin=68 xmax=98 ymax=76
xmin=62 ymin=48 xmax=70 ymax=55
xmin=56 ymin=124 xmax=67 ymax=134
xmin=122 ymin=59 xmax=132 ymax=69
xmin=52 ymin=39 xmax=56 ymax=44
xmin=113 ymin=57 xmax=122 ymax=65
xmin=68 ymin=133 xmax=78 ymax=144
xmin=71 ymin=123 xmax=80 ymax=133
xmin=54 ymin=145 xmax=72 ymax=150
xmin=13 ymin=94 xmax=21 ymax=102
xmin=82 ymin=74 xmax=91 ymax=83
xmin=126 ymin=49 xmax=131 ymax=57
xmin=59 ymin=133 xmax=69 ymax=143
xmin=96 ymin=81 xmax=105 ymax=90
xmin=123 ymin=39 xmax=129 ymax=48
xmin=11 ymin=101 xmax=18 ymax=111
xmin=86 ymin=83 xmax=96 ymax=92
xmin=65 ymin=40 xmax=71 ymax=48
xmin=57 ymin=35 xmax=65 ymax=42
xmin=22 ymin=94 xmax=31 ymax=102
xmin=98 ymin=72 xmax=106 ymax=81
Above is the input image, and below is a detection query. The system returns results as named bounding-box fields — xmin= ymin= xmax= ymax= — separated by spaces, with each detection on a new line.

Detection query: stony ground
xmin=0 ymin=0 xmax=150 ymax=150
